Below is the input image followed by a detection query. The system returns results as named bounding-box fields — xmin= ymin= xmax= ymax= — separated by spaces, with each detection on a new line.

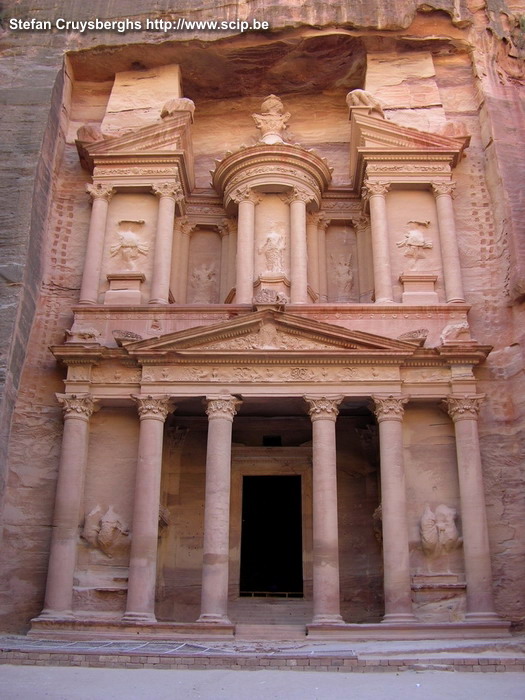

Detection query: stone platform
xmin=2 ymin=634 xmax=524 ymax=673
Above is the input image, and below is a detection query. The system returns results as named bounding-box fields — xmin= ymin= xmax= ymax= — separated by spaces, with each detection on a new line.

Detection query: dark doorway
xmin=240 ymin=475 xmax=303 ymax=597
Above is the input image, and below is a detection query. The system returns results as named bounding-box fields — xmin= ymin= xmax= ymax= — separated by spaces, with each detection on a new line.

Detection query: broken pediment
xmin=121 ymin=310 xmax=419 ymax=361
xmin=349 ymin=111 xmax=470 ymax=190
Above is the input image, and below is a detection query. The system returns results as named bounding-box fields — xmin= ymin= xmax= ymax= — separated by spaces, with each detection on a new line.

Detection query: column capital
xmin=371 ymin=395 xmax=409 ymax=422
xmin=304 ymin=395 xmax=343 ymax=422
xmin=86 ymin=183 xmax=115 ymax=201
xmin=152 ymin=182 xmax=184 ymax=200
xmin=351 ymin=214 xmax=370 ymax=233
xmin=132 ymin=394 xmax=174 ymax=421
xmin=283 ymin=186 xmax=312 ymax=205
xmin=431 ymin=181 xmax=457 ymax=198
xmin=231 ymin=186 xmax=262 ymax=205
xmin=443 ymin=394 xmax=485 ymax=422
xmin=219 ymin=217 xmax=236 ymax=237
xmin=362 ymin=180 xmax=390 ymax=199
xmin=56 ymin=393 xmax=97 ymax=421
xmin=205 ymin=395 xmax=241 ymax=421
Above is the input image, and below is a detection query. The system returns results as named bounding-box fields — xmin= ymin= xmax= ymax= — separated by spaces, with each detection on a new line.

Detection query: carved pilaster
xmin=362 ymin=180 xmax=391 ymax=200
xmin=205 ymin=395 xmax=241 ymax=422
xmin=443 ymin=394 xmax=485 ymax=422
xmin=152 ymin=182 xmax=184 ymax=200
xmin=86 ymin=183 xmax=115 ymax=201
xmin=133 ymin=394 xmax=173 ymax=421
xmin=371 ymin=395 xmax=409 ymax=422
xmin=283 ymin=186 xmax=312 ymax=205
xmin=304 ymin=395 xmax=343 ymax=422
xmin=351 ymin=214 xmax=370 ymax=233
xmin=231 ymin=185 xmax=262 ymax=205
xmin=57 ymin=393 xmax=97 ymax=421
xmin=431 ymin=181 xmax=457 ymax=198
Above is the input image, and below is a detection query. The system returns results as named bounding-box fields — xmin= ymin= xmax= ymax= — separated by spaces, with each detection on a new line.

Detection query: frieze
xmin=92 ymin=365 xmax=142 ymax=383
xmin=95 ymin=168 xmax=179 ymax=177
xmin=366 ymin=164 xmax=451 ymax=174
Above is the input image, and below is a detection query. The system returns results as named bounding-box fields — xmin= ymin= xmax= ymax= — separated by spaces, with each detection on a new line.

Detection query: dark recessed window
xmin=262 ymin=435 xmax=282 ymax=447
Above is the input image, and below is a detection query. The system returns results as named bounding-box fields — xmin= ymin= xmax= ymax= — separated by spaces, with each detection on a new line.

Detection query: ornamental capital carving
xmin=219 ymin=218 xmax=236 ymax=237
xmin=362 ymin=180 xmax=391 ymax=198
xmin=152 ymin=182 xmax=184 ymax=200
xmin=175 ymin=216 xmax=196 ymax=236
xmin=283 ymin=186 xmax=312 ymax=205
xmin=443 ymin=394 xmax=485 ymax=422
xmin=86 ymin=183 xmax=115 ymax=201
xmin=317 ymin=214 xmax=330 ymax=232
xmin=132 ymin=394 xmax=174 ymax=421
xmin=371 ymin=395 xmax=409 ymax=422
xmin=431 ymin=181 xmax=456 ymax=198
xmin=304 ymin=395 xmax=343 ymax=422
xmin=57 ymin=393 xmax=97 ymax=421
xmin=351 ymin=214 xmax=370 ymax=233
xmin=231 ymin=186 xmax=262 ymax=205
xmin=205 ymin=395 xmax=241 ymax=421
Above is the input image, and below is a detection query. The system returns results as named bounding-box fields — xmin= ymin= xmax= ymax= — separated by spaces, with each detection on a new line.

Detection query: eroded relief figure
xmin=252 ymin=94 xmax=291 ymax=144
xmin=331 ymin=254 xmax=354 ymax=296
xmin=396 ymin=221 xmax=433 ymax=269
xmin=190 ymin=263 xmax=216 ymax=303
xmin=259 ymin=230 xmax=285 ymax=273
xmin=82 ymin=505 xmax=129 ymax=559
xmin=346 ymin=89 xmax=385 ymax=118
xmin=110 ymin=220 xmax=148 ymax=270
xmin=420 ymin=504 xmax=462 ymax=557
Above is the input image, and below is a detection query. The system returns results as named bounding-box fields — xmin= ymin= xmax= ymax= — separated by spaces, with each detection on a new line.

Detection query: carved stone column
xmin=286 ymin=187 xmax=310 ymax=304
xmin=219 ymin=219 xmax=235 ymax=302
xmin=306 ymin=213 xmax=320 ymax=300
xmin=198 ymin=395 xmax=240 ymax=624
xmin=444 ymin=395 xmax=498 ymax=619
xmin=305 ymin=395 xmax=344 ymax=625
xmin=317 ymin=216 xmax=329 ymax=303
xmin=39 ymin=394 xmax=97 ymax=618
xmin=123 ymin=395 xmax=173 ymax=623
xmin=79 ymin=184 xmax=115 ymax=305
xmin=432 ymin=182 xmax=465 ymax=303
xmin=232 ymin=187 xmax=261 ymax=304
xmin=177 ymin=219 xmax=193 ymax=304
xmin=363 ymin=181 xmax=394 ymax=303
xmin=150 ymin=183 xmax=183 ymax=304
xmin=371 ymin=395 xmax=416 ymax=622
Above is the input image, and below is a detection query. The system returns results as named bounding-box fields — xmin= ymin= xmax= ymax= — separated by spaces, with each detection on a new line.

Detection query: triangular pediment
xmin=122 ymin=310 xmax=419 ymax=360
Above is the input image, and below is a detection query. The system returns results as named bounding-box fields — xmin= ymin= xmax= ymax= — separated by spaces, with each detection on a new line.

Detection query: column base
xmin=465 ymin=611 xmax=502 ymax=622
xmin=382 ymin=613 xmax=419 ymax=623
xmin=375 ymin=298 xmax=395 ymax=304
xmin=197 ymin=613 xmax=232 ymax=625
xmin=122 ymin=611 xmax=157 ymax=624
xmin=311 ymin=613 xmax=345 ymax=625
xmin=33 ymin=609 xmax=75 ymax=622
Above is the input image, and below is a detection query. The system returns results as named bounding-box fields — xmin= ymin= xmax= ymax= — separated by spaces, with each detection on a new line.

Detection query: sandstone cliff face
xmin=0 ymin=0 xmax=524 ymax=631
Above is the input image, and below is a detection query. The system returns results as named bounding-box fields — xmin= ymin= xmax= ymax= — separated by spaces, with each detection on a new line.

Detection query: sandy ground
xmin=0 ymin=666 xmax=524 ymax=700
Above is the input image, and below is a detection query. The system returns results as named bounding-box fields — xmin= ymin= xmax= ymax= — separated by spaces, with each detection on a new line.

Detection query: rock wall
xmin=0 ymin=0 xmax=524 ymax=631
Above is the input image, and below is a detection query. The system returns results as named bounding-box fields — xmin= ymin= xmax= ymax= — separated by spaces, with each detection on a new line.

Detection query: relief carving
xmin=110 ymin=220 xmax=148 ymax=270
xmin=65 ymin=325 xmax=101 ymax=343
xmin=346 ymin=89 xmax=385 ymax=118
xmin=440 ymin=321 xmax=471 ymax=344
xmin=330 ymin=254 xmax=354 ymax=296
xmin=253 ymin=288 xmax=289 ymax=306
xmin=82 ymin=505 xmax=130 ymax=558
xmin=160 ymin=97 xmax=195 ymax=120
xmin=190 ymin=263 xmax=217 ymax=303
xmin=420 ymin=504 xmax=462 ymax=557
xmin=259 ymin=230 xmax=286 ymax=274
xmin=396 ymin=221 xmax=433 ymax=269
xmin=252 ymin=94 xmax=290 ymax=144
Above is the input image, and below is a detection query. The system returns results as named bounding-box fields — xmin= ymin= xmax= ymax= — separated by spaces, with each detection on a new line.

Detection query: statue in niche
xmin=259 ymin=230 xmax=285 ymax=274
xmin=110 ymin=220 xmax=148 ymax=270
xmin=396 ymin=220 xmax=433 ymax=269
xmin=346 ymin=89 xmax=385 ymax=118
xmin=420 ymin=504 xmax=462 ymax=558
xmin=190 ymin=263 xmax=216 ymax=303
xmin=330 ymin=253 xmax=354 ymax=296
xmin=82 ymin=505 xmax=129 ymax=558
xmin=252 ymin=94 xmax=291 ymax=144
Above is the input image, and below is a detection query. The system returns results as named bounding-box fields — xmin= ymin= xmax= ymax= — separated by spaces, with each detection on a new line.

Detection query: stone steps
xmin=229 ymin=599 xmax=312 ymax=625
xmin=234 ymin=623 xmax=307 ymax=640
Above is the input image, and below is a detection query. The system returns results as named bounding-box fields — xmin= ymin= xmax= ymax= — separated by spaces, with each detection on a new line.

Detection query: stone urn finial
xmin=252 ymin=94 xmax=291 ymax=144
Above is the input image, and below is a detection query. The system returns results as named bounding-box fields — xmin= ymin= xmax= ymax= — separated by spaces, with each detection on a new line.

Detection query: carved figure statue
xmin=110 ymin=220 xmax=148 ymax=270
xmin=259 ymin=231 xmax=285 ymax=273
xmin=65 ymin=325 xmax=101 ymax=343
xmin=396 ymin=221 xmax=433 ymax=269
xmin=346 ymin=89 xmax=385 ymax=118
xmin=420 ymin=504 xmax=462 ymax=557
xmin=331 ymin=254 xmax=354 ymax=294
xmin=190 ymin=263 xmax=216 ymax=303
xmin=440 ymin=321 xmax=471 ymax=345
xmin=252 ymin=94 xmax=291 ymax=144
xmin=82 ymin=505 xmax=129 ymax=559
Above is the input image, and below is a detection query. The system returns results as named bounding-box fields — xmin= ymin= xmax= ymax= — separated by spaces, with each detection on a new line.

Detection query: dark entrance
xmin=240 ymin=475 xmax=303 ymax=597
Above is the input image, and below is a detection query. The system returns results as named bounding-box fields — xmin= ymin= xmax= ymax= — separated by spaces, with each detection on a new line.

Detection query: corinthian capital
xmin=371 ymin=395 xmax=408 ymax=422
xmin=304 ymin=395 xmax=343 ymax=422
xmin=57 ymin=393 xmax=97 ymax=421
xmin=431 ymin=181 xmax=456 ymax=198
xmin=443 ymin=394 xmax=484 ymax=422
xmin=86 ymin=183 xmax=115 ymax=201
xmin=205 ymin=395 xmax=241 ymax=421
xmin=283 ymin=186 xmax=312 ymax=205
xmin=362 ymin=180 xmax=390 ymax=198
xmin=133 ymin=394 xmax=174 ymax=421
xmin=231 ymin=186 xmax=262 ymax=205
xmin=152 ymin=182 xmax=184 ymax=200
